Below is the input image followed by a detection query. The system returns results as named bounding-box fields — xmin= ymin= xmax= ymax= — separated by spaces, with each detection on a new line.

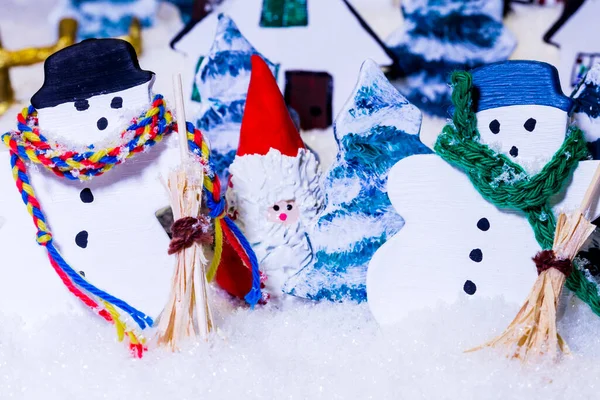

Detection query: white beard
xmin=227 ymin=148 xmax=324 ymax=299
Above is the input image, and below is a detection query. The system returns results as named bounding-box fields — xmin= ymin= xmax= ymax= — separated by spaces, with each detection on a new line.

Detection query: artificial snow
xmin=2 ymin=1 xmax=598 ymax=398
xmin=3 ymin=296 xmax=600 ymax=399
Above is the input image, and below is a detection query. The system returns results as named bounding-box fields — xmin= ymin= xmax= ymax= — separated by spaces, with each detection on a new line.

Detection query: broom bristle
xmin=155 ymin=167 xmax=214 ymax=351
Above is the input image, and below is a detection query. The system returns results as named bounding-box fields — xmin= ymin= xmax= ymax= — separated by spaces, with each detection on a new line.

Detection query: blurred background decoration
xmin=0 ymin=17 xmax=142 ymax=117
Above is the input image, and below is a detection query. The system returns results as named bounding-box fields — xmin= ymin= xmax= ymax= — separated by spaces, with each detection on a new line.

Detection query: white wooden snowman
xmin=367 ymin=61 xmax=600 ymax=328
xmin=0 ymin=39 xmax=180 ymax=327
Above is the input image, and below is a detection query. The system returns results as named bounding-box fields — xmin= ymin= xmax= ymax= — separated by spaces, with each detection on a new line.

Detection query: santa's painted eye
xmin=111 ymin=97 xmax=123 ymax=109
xmin=273 ymin=205 xmax=280 ymax=211
xmin=74 ymin=99 xmax=89 ymax=111
xmin=287 ymin=204 xmax=293 ymax=211
xmin=524 ymin=118 xmax=536 ymax=132
xmin=489 ymin=119 xmax=500 ymax=134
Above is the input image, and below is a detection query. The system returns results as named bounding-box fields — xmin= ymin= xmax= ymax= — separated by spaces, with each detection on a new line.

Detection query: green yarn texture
xmin=434 ymin=70 xmax=600 ymax=317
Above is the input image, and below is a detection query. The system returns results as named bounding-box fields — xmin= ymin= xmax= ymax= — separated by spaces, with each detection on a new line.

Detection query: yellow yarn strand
xmin=206 ymin=220 xmax=223 ymax=282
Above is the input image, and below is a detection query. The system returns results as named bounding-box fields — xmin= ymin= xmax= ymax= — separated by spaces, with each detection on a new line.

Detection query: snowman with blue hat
xmin=368 ymin=60 xmax=600 ymax=330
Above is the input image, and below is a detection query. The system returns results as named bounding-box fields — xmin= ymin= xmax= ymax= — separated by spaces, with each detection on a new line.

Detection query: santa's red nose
xmin=279 ymin=213 xmax=288 ymax=221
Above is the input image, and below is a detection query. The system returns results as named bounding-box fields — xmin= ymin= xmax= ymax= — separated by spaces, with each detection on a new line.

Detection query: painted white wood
xmin=367 ymin=101 xmax=600 ymax=327
xmin=0 ymin=82 xmax=181 ymax=327
xmin=172 ymin=0 xmax=393 ymax=121
xmin=367 ymin=155 xmax=600 ymax=327
xmin=37 ymin=82 xmax=154 ymax=148
xmin=477 ymin=105 xmax=567 ymax=175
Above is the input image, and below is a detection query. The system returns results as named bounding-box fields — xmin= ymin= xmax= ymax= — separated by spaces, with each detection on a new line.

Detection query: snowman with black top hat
xmin=0 ymin=38 xmax=183 ymax=332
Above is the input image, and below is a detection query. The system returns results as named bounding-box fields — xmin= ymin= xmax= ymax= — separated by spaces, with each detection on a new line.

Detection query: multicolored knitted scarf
xmin=435 ymin=71 xmax=600 ymax=317
xmin=2 ymin=95 xmax=261 ymax=356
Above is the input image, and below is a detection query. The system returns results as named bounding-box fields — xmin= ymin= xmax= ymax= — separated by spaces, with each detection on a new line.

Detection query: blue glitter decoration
xmin=387 ymin=0 xmax=516 ymax=117
xmin=194 ymin=14 xmax=278 ymax=190
xmin=284 ymin=60 xmax=432 ymax=302
xmin=55 ymin=0 xmax=158 ymax=39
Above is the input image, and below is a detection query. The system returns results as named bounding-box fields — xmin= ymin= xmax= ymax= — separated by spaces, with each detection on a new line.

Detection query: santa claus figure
xmin=226 ymin=55 xmax=324 ymax=303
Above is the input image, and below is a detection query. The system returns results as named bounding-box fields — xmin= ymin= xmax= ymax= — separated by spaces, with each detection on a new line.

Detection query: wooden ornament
xmin=224 ymin=55 xmax=324 ymax=302
xmin=285 ymin=59 xmax=431 ymax=302
xmin=0 ymin=39 xmax=180 ymax=329
xmin=367 ymin=61 xmax=600 ymax=330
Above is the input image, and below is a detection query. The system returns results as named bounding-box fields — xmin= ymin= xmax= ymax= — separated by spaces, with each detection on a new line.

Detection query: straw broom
xmin=469 ymin=163 xmax=600 ymax=361
xmin=155 ymin=74 xmax=214 ymax=350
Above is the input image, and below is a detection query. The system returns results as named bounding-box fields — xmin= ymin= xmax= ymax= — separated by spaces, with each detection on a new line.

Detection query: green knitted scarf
xmin=435 ymin=70 xmax=600 ymax=317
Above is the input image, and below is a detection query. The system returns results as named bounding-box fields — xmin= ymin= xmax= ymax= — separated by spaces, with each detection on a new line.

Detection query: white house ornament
xmin=544 ymin=0 xmax=600 ymax=94
xmin=367 ymin=60 xmax=600 ymax=329
xmin=171 ymin=0 xmax=394 ymax=131
xmin=0 ymin=39 xmax=190 ymax=354
xmin=225 ymin=55 xmax=324 ymax=303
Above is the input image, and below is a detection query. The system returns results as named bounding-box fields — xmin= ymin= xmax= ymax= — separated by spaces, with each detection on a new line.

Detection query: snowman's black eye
xmin=273 ymin=205 xmax=280 ymax=211
xmin=74 ymin=99 xmax=89 ymax=111
xmin=110 ymin=97 xmax=123 ymax=109
xmin=524 ymin=118 xmax=536 ymax=132
xmin=287 ymin=204 xmax=293 ymax=211
xmin=489 ymin=119 xmax=500 ymax=134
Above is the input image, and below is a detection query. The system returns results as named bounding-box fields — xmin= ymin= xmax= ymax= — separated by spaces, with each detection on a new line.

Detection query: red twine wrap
xmin=168 ymin=216 xmax=213 ymax=255
xmin=533 ymin=250 xmax=573 ymax=277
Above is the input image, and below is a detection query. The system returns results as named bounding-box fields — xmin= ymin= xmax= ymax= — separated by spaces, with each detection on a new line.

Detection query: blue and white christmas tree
xmin=52 ymin=0 xmax=158 ymax=39
xmin=285 ymin=60 xmax=432 ymax=302
xmin=387 ymin=0 xmax=516 ymax=116
xmin=194 ymin=14 xmax=278 ymax=187
xmin=574 ymin=63 xmax=600 ymax=159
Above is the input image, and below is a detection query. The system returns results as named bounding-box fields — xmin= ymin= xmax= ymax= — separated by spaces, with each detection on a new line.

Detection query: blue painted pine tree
xmin=194 ymin=14 xmax=278 ymax=188
xmin=574 ymin=63 xmax=600 ymax=159
xmin=284 ymin=60 xmax=432 ymax=302
xmin=387 ymin=0 xmax=516 ymax=116
xmin=53 ymin=0 xmax=158 ymax=39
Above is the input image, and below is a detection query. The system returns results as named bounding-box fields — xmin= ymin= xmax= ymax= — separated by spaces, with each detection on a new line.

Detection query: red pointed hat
xmin=237 ymin=55 xmax=305 ymax=157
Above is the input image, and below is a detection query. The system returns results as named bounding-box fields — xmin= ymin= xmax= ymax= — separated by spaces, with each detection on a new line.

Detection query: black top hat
xmin=31 ymin=38 xmax=154 ymax=109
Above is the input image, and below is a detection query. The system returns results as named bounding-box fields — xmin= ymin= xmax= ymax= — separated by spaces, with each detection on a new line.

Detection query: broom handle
xmin=579 ymin=163 xmax=600 ymax=215
xmin=172 ymin=73 xmax=189 ymax=163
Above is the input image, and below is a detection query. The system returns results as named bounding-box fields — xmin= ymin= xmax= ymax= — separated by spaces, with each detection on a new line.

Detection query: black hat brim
xmin=32 ymin=38 xmax=154 ymax=109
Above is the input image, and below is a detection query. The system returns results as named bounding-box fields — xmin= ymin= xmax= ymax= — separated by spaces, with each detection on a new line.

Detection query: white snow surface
xmin=3 ymin=1 xmax=599 ymax=399
xmin=3 ymin=296 xmax=600 ymax=399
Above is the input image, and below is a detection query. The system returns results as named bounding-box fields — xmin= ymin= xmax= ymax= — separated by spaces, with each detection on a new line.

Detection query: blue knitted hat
xmin=470 ymin=60 xmax=572 ymax=113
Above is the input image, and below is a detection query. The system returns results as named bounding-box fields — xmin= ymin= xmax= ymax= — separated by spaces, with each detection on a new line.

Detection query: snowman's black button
xmin=79 ymin=270 xmax=85 ymax=277
xmin=477 ymin=218 xmax=490 ymax=231
xmin=469 ymin=249 xmax=483 ymax=262
xmin=75 ymin=231 xmax=89 ymax=248
xmin=80 ymin=188 xmax=94 ymax=203
xmin=97 ymin=117 xmax=108 ymax=130
xmin=509 ymin=146 xmax=519 ymax=157
xmin=463 ymin=280 xmax=477 ymax=295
